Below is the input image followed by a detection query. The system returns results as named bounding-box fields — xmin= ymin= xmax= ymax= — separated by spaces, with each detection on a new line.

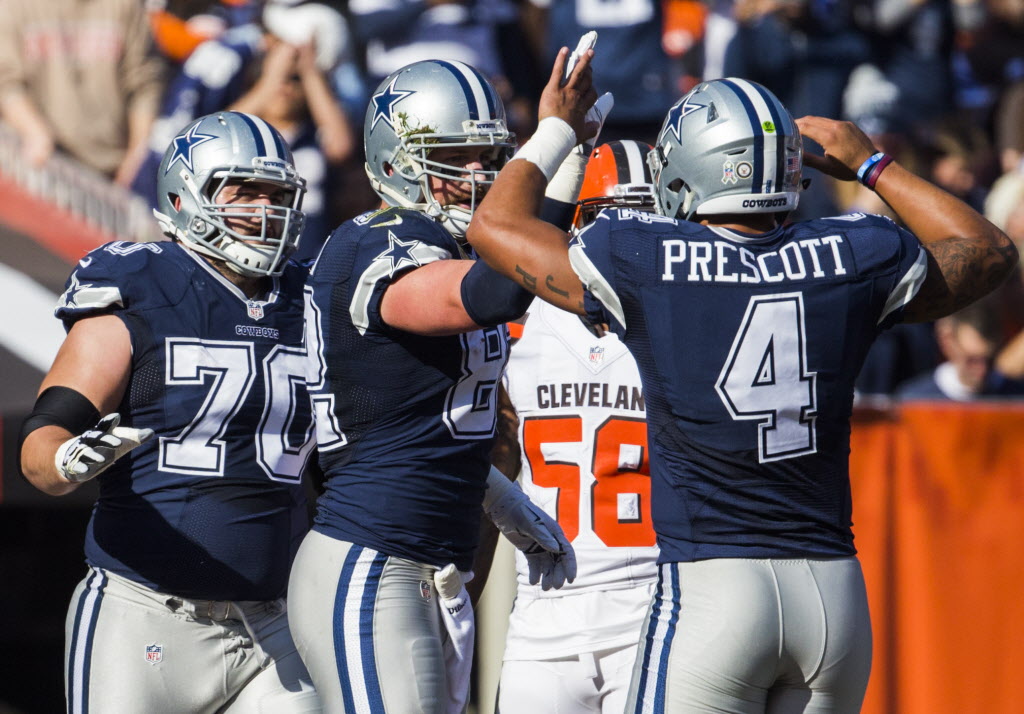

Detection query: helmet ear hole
xmin=668 ymin=178 xmax=685 ymax=193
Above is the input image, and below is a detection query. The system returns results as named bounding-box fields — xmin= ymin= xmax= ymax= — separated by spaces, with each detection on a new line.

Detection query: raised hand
xmin=539 ymin=45 xmax=599 ymax=144
xmin=796 ymin=116 xmax=879 ymax=182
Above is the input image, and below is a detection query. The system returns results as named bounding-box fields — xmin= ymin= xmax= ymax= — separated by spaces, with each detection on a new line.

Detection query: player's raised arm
xmin=798 ymin=116 xmax=1018 ymax=323
xmin=467 ymin=47 xmax=598 ymax=316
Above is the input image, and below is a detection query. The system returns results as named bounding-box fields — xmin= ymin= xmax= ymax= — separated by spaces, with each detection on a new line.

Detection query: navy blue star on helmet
xmin=665 ymin=96 xmax=707 ymax=144
xmin=166 ymin=121 xmax=217 ymax=174
xmin=375 ymin=231 xmax=421 ymax=275
xmin=370 ymin=77 xmax=415 ymax=132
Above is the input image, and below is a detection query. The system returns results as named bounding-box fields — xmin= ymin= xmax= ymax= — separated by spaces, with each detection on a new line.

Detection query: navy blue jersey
xmin=304 ymin=208 xmax=508 ymax=571
xmin=55 ymin=241 xmax=314 ymax=600
xmin=568 ymin=209 xmax=927 ymax=561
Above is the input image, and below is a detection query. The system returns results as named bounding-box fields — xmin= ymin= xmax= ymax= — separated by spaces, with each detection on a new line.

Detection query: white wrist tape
xmin=545 ymin=150 xmax=588 ymax=204
xmin=511 ymin=117 xmax=578 ymax=183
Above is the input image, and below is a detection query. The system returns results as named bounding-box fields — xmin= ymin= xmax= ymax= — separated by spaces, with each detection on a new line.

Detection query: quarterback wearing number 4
xmin=19 ymin=112 xmax=320 ymax=713
xmin=469 ymin=46 xmax=1017 ymax=713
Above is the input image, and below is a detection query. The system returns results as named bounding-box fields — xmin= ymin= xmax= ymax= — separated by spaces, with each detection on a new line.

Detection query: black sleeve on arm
xmin=540 ymin=197 xmax=577 ymax=233
xmin=460 ymin=259 xmax=534 ymax=327
xmin=19 ymin=386 xmax=100 ymax=441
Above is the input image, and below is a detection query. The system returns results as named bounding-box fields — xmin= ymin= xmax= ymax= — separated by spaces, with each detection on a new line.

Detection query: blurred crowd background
xmin=1 ymin=0 xmax=1024 ymax=712
xmin=4 ymin=0 xmax=1024 ymax=403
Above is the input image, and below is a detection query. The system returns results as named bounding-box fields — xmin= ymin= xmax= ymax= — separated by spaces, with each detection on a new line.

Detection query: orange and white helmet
xmin=573 ymin=140 xmax=656 ymax=230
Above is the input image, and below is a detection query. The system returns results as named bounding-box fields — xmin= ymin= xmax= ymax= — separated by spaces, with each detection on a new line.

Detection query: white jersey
xmin=506 ymin=298 xmax=659 ymax=592
xmin=504 ymin=299 xmax=659 ymax=659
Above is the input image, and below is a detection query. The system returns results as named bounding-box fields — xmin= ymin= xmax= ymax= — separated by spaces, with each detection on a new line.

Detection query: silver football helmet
xmin=363 ymin=60 xmax=516 ymax=239
xmin=154 ymin=111 xmax=306 ymax=277
xmin=648 ymin=78 xmax=802 ymax=220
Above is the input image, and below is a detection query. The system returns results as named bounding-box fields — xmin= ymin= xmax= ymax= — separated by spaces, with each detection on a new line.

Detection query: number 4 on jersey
xmin=716 ymin=293 xmax=818 ymax=463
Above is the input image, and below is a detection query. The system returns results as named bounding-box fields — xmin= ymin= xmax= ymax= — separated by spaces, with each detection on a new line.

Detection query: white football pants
xmin=626 ymin=557 xmax=872 ymax=714
xmin=65 ymin=567 xmax=320 ymax=713
xmin=287 ymin=529 xmax=456 ymax=713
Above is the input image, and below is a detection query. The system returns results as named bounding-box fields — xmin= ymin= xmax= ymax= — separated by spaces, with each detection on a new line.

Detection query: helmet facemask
xmin=371 ymin=122 xmax=514 ymax=240
xmin=187 ymin=166 xmax=305 ymax=276
xmin=154 ymin=112 xmax=307 ymax=278
xmin=363 ymin=60 xmax=516 ymax=241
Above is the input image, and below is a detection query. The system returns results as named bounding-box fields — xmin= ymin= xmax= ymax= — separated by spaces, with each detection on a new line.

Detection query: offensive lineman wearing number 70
xmin=18 ymin=112 xmax=320 ymax=712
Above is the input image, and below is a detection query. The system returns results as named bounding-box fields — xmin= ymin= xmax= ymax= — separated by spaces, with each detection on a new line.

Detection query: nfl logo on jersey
xmin=144 ymin=644 xmax=163 ymax=665
xmin=589 ymin=346 xmax=605 ymax=365
xmin=247 ymin=301 xmax=264 ymax=320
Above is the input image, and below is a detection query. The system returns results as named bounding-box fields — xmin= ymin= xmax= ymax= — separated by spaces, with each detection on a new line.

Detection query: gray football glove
xmin=54 ymin=413 xmax=154 ymax=484
xmin=482 ymin=467 xmax=577 ymax=590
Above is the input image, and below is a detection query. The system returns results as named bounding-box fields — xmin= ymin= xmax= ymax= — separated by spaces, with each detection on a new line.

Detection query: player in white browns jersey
xmin=497 ymin=141 xmax=660 ymax=714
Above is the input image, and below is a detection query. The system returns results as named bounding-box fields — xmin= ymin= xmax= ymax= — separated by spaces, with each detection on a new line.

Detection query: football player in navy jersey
xmin=289 ymin=59 xmax=577 ymax=714
xmin=468 ymin=49 xmax=1018 ymax=713
xmin=19 ymin=112 xmax=321 ymax=713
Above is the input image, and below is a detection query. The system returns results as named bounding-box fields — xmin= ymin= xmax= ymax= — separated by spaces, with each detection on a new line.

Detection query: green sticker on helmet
xmin=762 ymin=121 xmax=775 ymax=133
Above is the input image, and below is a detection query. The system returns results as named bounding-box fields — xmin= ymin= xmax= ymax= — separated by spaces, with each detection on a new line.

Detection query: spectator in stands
xmin=525 ymin=0 xmax=675 ymax=143
xmin=0 ymin=0 xmax=166 ymax=185
xmin=920 ymin=118 xmax=994 ymax=213
xmin=350 ymin=0 xmax=506 ymax=83
xmin=896 ymin=301 xmax=1024 ymax=400
xmin=229 ymin=34 xmax=356 ymax=259
xmin=347 ymin=0 xmax=528 ymax=130
xmin=133 ymin=0 xmax=357 ymax=259
xmin=849 ymin=0 xmax=958 ymax=131
xmin=147 ymin=0 xmax=262 ymax=66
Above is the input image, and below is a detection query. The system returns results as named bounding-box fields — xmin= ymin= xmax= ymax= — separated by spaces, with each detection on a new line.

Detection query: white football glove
xmin=482 ymin=467 xmax=577 ymax=590
xmin=54 ymin=413 xmax=154 ymax=484
xmin=545 ymin=94 xmax=616 ymax=204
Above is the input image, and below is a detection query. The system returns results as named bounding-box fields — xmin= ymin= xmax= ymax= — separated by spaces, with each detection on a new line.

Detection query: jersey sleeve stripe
xmin=568 ymin=243 xmax=627 ymax=329
xmin=877 ymin=246 xmax=928 ymax=325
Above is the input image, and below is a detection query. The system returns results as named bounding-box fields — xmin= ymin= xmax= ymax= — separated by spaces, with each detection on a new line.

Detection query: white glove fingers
xmin=111 ymin=426 xmax=155 ymax=447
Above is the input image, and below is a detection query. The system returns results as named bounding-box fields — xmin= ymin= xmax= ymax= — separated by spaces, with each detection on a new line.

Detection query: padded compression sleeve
xmin=20 ymin=386 xmax=100 ymax=441
xmin=460 ymin=259 xmax=534 ymax=327
xmin=540 ymin=197 xmax=577 ymax=233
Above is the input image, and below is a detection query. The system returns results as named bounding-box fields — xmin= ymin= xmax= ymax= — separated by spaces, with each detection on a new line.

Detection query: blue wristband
xmin=857 ymin=152 xmax=886 ymax=182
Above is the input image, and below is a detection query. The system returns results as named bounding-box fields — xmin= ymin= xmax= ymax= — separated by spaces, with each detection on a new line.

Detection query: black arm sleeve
xmin=460 ymin=259 xmax=534 ymax=327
